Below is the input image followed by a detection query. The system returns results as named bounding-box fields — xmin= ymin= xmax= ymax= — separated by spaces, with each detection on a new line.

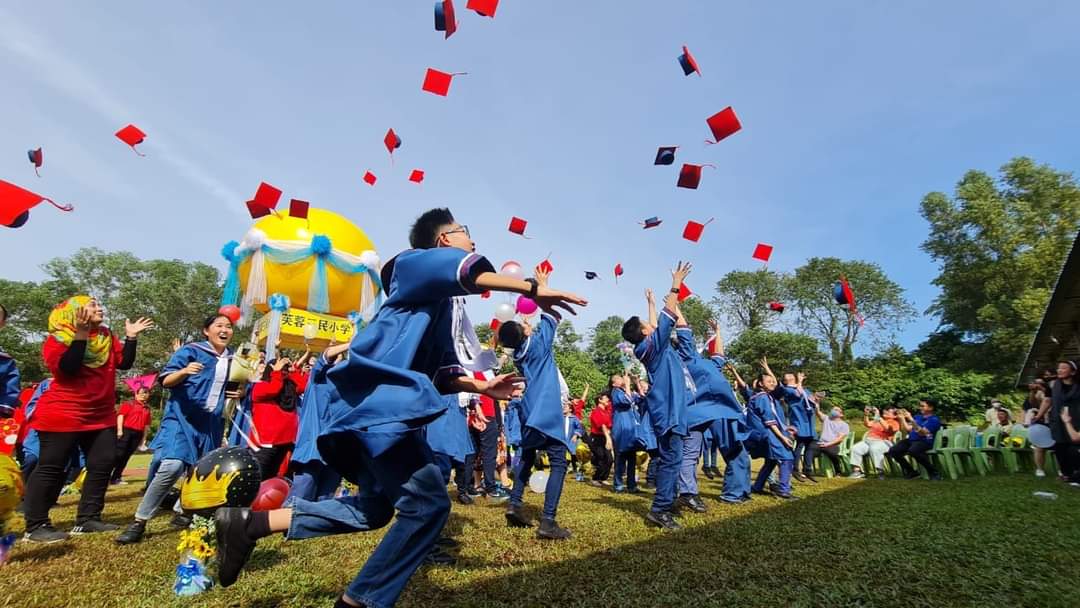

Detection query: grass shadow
xmin=10 ymin=541 xmax=75 ymax=563
xmin=246 ymin=548 xmax=288 ymax=573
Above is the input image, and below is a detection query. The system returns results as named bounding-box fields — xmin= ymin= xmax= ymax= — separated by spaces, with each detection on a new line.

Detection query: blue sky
xmin=3 ymin=1 xmax=1080 ymax=353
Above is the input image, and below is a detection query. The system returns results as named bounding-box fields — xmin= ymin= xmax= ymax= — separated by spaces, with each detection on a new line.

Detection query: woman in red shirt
xmin=588 ymin=393 xmax=614 ymax=486
xmin=250 ymin=354 xmax=310 ymax=480
xmin=22 ymin=296 xmax=154 ymax=543
xmin=110 ymin=385 xmax=154 ymax=485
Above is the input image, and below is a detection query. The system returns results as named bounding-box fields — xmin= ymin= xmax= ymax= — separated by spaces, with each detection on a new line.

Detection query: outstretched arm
xmin=646 ymin=289 xmax=658 ymax=329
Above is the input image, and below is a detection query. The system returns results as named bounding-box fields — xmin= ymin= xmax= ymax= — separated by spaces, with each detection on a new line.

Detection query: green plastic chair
xmin=815 ymin=428 xmax=855 ymax=478
xmin=937 ymin=427 xmax=977 ymax=479
xmin=972 ymin=427 xmax=1003 ymax=475
xmin=920 ymin=426 xmax=950 ymax=479
xmin=1000 ymin=426 xmax=1033 ymax=473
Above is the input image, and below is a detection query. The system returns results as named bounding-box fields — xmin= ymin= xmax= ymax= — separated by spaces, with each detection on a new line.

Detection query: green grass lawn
xmin=4 ymin=462 xmax=1078 ymax=608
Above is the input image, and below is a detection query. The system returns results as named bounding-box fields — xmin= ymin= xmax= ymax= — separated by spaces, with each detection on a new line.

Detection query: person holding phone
xmin=849 ymin=405 xmax=901 ymax=479
xmin=886 ymin=400 xmax=942 ymax=480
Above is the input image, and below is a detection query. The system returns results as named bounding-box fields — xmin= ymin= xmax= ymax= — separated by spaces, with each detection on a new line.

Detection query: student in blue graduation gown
xmin=634 ymin=380 xmax=660 ymax=487
xmin=779 ymin=371 xmax=818 ymax=482
xmin=503 ymin=397 xmax=523 ymax=479
xmin=621 ymin=262 xmax=693 ymax=531
xmin=748 ymin=358 xmax=797 ymax=500
xmin=500 ymin=265 xmax=576 ymax=540
xmin=427 ymin=392 xmax=476 ymax=506
xmin=671 ymin=316 xmax=730 ymax=513
xmin=287 ymin=342 xmax=350 ymax=505
xmin=698 ymin=322 xmax=752 ymax=503
xmin=117 ymin=314 xmax=243 ymax=544
xmin=610 ymin=373 xmax=644 ymax=493
xmin=563 ymin=401 xmax=584 ymax=458
xmin=213 ymin=208 xmax=586 ymax=608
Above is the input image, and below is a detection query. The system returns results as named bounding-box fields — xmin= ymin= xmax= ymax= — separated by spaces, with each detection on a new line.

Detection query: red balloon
xmin=218 ymin=305 xmax=242 ymax=324
xmin=251 ymin=477 xmax=290 ymax=511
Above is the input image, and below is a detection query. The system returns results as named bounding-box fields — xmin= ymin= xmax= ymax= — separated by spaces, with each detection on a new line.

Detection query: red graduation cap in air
xmin=682 ymin=218 xmax=714 ymax=243
xmin=0 ymin=179 xmax=74 ymax=228
xmin=705 ymin=107 xmax=741 ymax=145
xmin=641 ymin=216 xmax=663 ymax=229
xmin=677 ymin=283 xmax=692 ymax=302
xmin=288 ymin=199 xmax=310 ymax=220
xmin=677 ymin=163 xmax=714 ymax=189
xmin=363 ymin=171 xmax=377 ymax=186
xmin=245 ymin=182 xmax=282 ymax=219
xmin=655 ymin=146 xmax=677 ymax=166
xmin=434 ymin=0 xmax=457 ymax=38
xmin=834 ymin=275 xmax=865 ymax=326
xmin=490 ymin=318 xmax=501 ymax=331
xmin=409 ymin=169 xmax=425 ymax=183
xmin=614 ymin=263 xmax=624 ymax=282
xmin=27 ymin=148 xmax=43 ymax=177
xmin=115 ymin=124 xmax=147 ymax=156
xmin=678 ymin=45 xmax=701 ymax=77
xmin=538 ymin=257 xmax=554 ymax=274
xmin=768 ymin=301 xmax=785 ymax=313
xmin=467 ymin=0 xmax=498 ymax=17
xmin=508 ymin=216 xmax=528 ymax=236
xmin=422 ymin=68 xmax=467 ymax=96
xmin=480 ymin=290 xmax=491 ymax=299
xmin=384 ymin=129 xmax=402 ymax=161
xmin=752 ymin=243 xmax=773 ymax=263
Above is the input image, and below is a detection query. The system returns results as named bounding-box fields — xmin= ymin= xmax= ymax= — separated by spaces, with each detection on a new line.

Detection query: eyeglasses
xmin=442 ymin=225 xmax=470 ymax=239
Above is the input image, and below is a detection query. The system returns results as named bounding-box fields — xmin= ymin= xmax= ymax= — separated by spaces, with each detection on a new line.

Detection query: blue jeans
xmin=509 ymin=438 xmax=568 ymax=520
xmin=677 ymin=430 xmax=704 ymax=496
xmin=142 ymin=453 xmax=162 ymax=492
xmin=650 ymin=431 xmax=684 ymax=514
xmin=645 ymin=449 xmax=659 ymax=484
xmin=287 ymin=461 xmax=342 ymax=505
xmin=752 ymin=458 xmax=793 ymax=496
xmin=614 ymin=449 xmax=638 ymax=491
xmin=702 ymin=432 xmax=718 ymax=469
xmin=135 ymin=458 xmax=187 ymax=521
xmin=286 ymin=431 xmax=449 ymax=608
xmin=793 ymin=436 xmax=816 ymax=475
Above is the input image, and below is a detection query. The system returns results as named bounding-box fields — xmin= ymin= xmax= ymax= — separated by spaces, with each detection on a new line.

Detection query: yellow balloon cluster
xmin=238 ymin=207 xmax=380 ymax=317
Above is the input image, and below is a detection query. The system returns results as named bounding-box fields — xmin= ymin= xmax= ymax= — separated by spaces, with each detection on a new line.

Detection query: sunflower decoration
xmin=173 ymin=514 xmax=217 ymax=596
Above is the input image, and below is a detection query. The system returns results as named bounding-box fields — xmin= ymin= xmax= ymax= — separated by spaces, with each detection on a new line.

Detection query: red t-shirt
xmin=118 ymin=400 xmax=152 ymax=433
xmin=251 ymin=370 xmax=299 ymax=446
xmin=589 ymin=406 xmax=612 ymax=437
xmin=572 ymin=398 xmax=586 ymax=420
xmin=33 ymin=335 xmax=123 ymax=433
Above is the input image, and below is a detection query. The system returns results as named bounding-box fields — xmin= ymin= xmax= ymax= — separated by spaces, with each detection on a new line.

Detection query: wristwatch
xmin=525 ymin=278 xmax=539 ymax=299
xmin=670 ymin=287 xmax=680 ymax=294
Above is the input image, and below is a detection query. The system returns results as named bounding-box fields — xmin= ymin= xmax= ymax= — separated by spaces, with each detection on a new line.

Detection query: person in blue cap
xmin=748 ymin=358 xmax=798 ymax=500
xmin=287 ymin=341 xmax=350 ymax=505
xmin=672 ymin=316 xmax=737 ymax=512
xmin=610 ymin=372 xmax=644 ymax=493
xmin=778 ymin=370 xmax=818 ymax=482
xmin=213 ymin=208 xmax=587 ymax=608
xmin=499 ymin=264 xmax=575 ymax=540
xmin=620 ymin=262 xmax=693 ymax=531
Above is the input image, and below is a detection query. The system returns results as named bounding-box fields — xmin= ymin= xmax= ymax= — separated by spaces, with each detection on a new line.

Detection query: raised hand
xmin=534 ymin=286 xmax=587 ymax=320
xmin=125 ymin=317 xmax=156 ymax=338
xmin=482 ymin=373 xmax=526 ymax=400
xmin=534 ymin=264 xmax=550 ymax=288
xmin=183 ymin=362 xmax=205 ymax=376
xmin=645 ymin=288 xmax=655 ymax=305
xmin=171 ymin=338 xmax=183 ymax=353
xmin=74 ymin=306 xmax=94 ymax=332
xmin=671 ymin=261 xmax=693 ymax=287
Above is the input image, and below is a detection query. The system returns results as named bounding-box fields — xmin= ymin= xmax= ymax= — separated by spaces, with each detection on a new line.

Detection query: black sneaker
xmin=773 ymin=492 xmax=800 ymax=500
xmin=903 ymin=471 xmax=921 ymax=480
xmin=803 ymin=473 xmax=819 ymax=484
xmin=70 ymin=519 xmax=119 ymax=534
xmin=677 ymin=495 xmax=707 ymax=513
xmin=793 ymin=473 xmax=810 ymax=483
xmin=456 ymin=492 xmax=474 ymax=506
xmin=423 ymin=547 xmax=457 ymax=566
xmin=435 ymin=536 xmax=461 ymax=549
xmin=169 ymin=513 xmax=193 ymax=529
xmin=463 ymin=487 xmax=482 ymax=498
xmin=703 ymin=468 xmax=715 ymax=479
xmin=505 ymin=506 xmax=533 ymax=528
xmin=487 ymin=488 xmax=510 ymax=502
xmin=537 ymin=518 xmax=572 ymax=540
xmin=23 ymin=524 xmax=70 ymax=544
xmin=215 ymin=508 xmax=258 ymax=588
xmin=644 ymin=511 xmax=681 ymax=531
xmin=115 ymin=520 xmax=147 ymax=545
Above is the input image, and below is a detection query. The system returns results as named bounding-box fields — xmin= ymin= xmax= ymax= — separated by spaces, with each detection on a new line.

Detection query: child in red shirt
xmin=111 ymin=385 xmax=153 ymax=484
xmin=588 ymin=394 xmax=614 ymax=485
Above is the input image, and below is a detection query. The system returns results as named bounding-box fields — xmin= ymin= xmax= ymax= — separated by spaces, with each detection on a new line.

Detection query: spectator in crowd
xmin=849 ymin=405 xmax=901 ymax=479
xmin=886 ymin=399 xmax=943 ymax=481
xmin=588 ymin=393 xmax=613 ymax=486
xmin=808 ymin=400 xmax=848 ymax=476
xmin=1024 ymin=378 xmax=1051 ymax=477
xmin=1043 ymin=360 xmax=1080 ymax=482
xmin=111 ymin=385 xmax=154 ymax=485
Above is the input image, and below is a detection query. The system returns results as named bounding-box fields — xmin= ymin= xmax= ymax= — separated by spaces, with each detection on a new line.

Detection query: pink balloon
xmin=516 ymin=296 xmax=538 ymax=316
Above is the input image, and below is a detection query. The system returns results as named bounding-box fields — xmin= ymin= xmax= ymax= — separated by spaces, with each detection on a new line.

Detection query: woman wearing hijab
xmin=22 ymin=296 xmax=153 ymax=543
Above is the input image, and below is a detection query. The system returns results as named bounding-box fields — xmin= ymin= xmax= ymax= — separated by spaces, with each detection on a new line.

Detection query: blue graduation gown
xmin=0 ymin=352 xmax=19 ymax=410
xmin=291 ymin=354 xmax=341 ymax=466
xmin=320 ymin=248 xmax=492 ymax=476
xmin=751 ymin=391 xmax=793 ymax=461
xmin=633 ymin=308 xmax=688 ymax=437
xmin=425 ymin=394 xmax=474 ymax=463
xmin=151 ymin=342 xmax=232 ymax=465
xmin=504 ymin=399 xmax=523 ymax=447
xmin=611 ymin=387 xmax=643 ymax=453
xmin=19 ymin=378 xmax=51 ymax=459
xmin=781 ymin=385 xmax=817 ymax=440
xmin=635 ymin=393 xmax=658 ymax=451
xmin=673 ymin=328 xmax=725 ymax=432
xmin=512 ymin=313 xmax=572 ymax=452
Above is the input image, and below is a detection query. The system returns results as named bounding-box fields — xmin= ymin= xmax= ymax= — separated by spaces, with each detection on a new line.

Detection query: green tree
xmin=555 ymin=348 xmax=606 ymax=405
xmin=725 ymin=328 xmax=825 ymax=378
xmin=555 ymin=320 xmax=583 ymax=355
xmin=587 ymin=315 xmax=626 ymax=378
xmin=711 ymin=269 xmax=786 ymax=332
xmin=920 ymin=157 xmax=1080 ymax=381
xmin=474 ymin=323 xmax=494 ymax=346
xmin=677 ymin=297 xmax=716 ymax=347
xmin=787 ymin=257 xmax=915 ymax=367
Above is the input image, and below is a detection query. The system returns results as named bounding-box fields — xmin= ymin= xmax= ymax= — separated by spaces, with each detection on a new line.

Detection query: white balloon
xmin=303 ymin=323 xmax=319 ymax=341
xmin=529 ymin=470 xmax=548 ymax=494
xmin=494 ymin=302 xmax=516 ymax=323
xmin=500 ymin=261 xmax=525 ymax=281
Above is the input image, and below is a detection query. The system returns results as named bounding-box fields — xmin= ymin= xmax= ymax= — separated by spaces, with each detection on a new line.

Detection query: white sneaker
xmin=1035 ymin=469 xmax=1046 ymax=478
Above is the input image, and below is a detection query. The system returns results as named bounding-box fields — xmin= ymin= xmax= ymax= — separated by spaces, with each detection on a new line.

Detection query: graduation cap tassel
xmin=41 ymin=196 xmax=74 ymax=212
xmin=33 ymin=166 xmax=40 ymax=178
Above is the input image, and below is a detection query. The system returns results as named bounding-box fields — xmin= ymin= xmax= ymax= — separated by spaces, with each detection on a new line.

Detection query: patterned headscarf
xmin=48 ymin=295 xmax=113 ymax=368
